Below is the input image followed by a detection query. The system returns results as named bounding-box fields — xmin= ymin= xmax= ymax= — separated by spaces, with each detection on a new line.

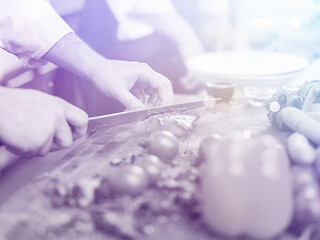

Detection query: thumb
xmin=116 ymin=88 xmax=146 ymax=110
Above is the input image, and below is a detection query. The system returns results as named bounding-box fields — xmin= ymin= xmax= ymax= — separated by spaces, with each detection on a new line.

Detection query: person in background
xmin=51 ymin=0 xmax=205 ymax=116
xmin=0 ymin=0 xmax=174 ymax=157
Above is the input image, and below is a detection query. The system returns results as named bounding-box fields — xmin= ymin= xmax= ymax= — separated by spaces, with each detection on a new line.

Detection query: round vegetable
xmin=135 ymin=154 xmax=162 ymax=184
xmin=294 ymin=185 xmax=320 ymax=224
xmin=291 ymin=166 xmax=318 ymax=194
xmin=314 ymin=147 xmax=320 ymax=179
xmin=287 ymin=132 xmax=315 ymax=165
xmin=107 ymin=165 xmax=149 ymax=197
xmin=145 ymin=130 xmax=179 ymax=161
xmin=280 ymin=107 xmax=320 ymax=145
xmin=201 ymin=134 xmax=293 ymax=239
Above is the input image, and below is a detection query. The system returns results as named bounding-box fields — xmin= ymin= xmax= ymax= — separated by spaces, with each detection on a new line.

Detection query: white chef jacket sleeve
xmin=0 ymin=0 xmax=74 ymax=68
xmin=105 ymin=0 xmax=176 ymax=41
xmin=106 ymin=0 xmax=176 ymax=17
xmin=132 ymin=0 xmax=176 ymax=15
xmin=131 ymin=0 xmax=176 ymax=15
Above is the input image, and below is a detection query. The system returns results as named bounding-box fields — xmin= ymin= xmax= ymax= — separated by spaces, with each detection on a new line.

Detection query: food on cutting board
xmin=106 ymin=165 xmax=150 ymax=197
xmin=145 ymin=130 xmax=179 ymax=161
xmin=292 ymin=167 xmax=320 ymax=225
xmin=266 ymin=80 xmax=320 ymax=145
xmin=201 ymin=133 xmax=293 ymax=239
xmin=135 ymin=154 xmax=162 ymax=184
xmin=267 ymin=88 xmax=304 ymax=130
xmin=280 ymin=107 xmax=320 ymax=145
xmin=286 ymin=132 xmax=315 ymax=164
xmin=285 ymin=132 xmax=320 ymax=233
xmin=42 ymin=129 xmax=202 ymax=239
xmin=147 ymin=112 xmax=200 ymax=137
xmin=41 ymin=127 xmax=320 ymax=240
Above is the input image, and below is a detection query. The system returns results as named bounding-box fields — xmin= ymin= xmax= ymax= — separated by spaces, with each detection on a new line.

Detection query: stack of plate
xmin=187 ymin=51 xmax=309 ymax=87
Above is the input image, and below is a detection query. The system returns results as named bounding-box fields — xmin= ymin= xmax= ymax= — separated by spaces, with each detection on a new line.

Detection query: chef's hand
xmin=0 ymin=87 xmax=88 ymax=157
xmin=91 ymin=59 xmax=174 ymax=110
xmin=44 ymin=33 xmax=174 ymax=110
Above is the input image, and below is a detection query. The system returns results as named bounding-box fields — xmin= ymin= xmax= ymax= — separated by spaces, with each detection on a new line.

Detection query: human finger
xmin=145 ymin=87 xmax=159 ymax=106
xmin=131 ymin=88 xmax=146 ymax=104
xmin=53 ymin=120 xmax=73 ymax=148
xmin=138 ymin=66 xmax=173 ymax=106
xmin=38 ymin=137 xmax=53 ymax=156
xmin=116 ymin=87 xmax=146 ymax=110
xmin=63 ymin=101 xmax=89 ymax=137
xmin=50 ymin=142 xmax=60 ymax=152
xmin=153 ymin=71 xmax=174 ymax=104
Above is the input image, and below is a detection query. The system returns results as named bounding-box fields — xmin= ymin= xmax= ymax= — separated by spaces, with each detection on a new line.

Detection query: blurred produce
xmin=287 ymin=132 xmax=316 ymax=164
xmin=280 ymin=107 xmax=320 ymax=145
xmin=294 ymin=184 xmax=320 ymax=225
xmin=135 ymin=154 xmax=162 ymax=185
xmin=266 ymin=80 xmax=320 ymax=130
xmin=290 ymin=165 xmax=320 ymax=225
xmin=267 ymin=91 xmax=303 ymax=129
xmin=266 ymin=80 xmax=320 ymax=145
xmin=314 ymin=148 xmax=320 ymax=178
xmin=106 ymin=165 xmax=150 ymax=197
xmin=145 ymin=130 xmax=179 ymax=161
xmin=46 ymin=178 xmax=100 ymax=208
xmin=291 ymin=166 xmax=318 ymax=194
xmin=201 ymin=133 xmax=293 ymax=239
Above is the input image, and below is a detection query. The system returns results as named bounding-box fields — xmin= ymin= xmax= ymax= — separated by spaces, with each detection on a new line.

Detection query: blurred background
xmin=1 ymin=0 xmax=320 ymax=92
xmin=174 ymin=0 xmax=320 ymax=59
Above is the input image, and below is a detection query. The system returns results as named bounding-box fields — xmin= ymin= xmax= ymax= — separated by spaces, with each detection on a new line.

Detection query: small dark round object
xmin=205 ymin=82 xmax=235 ymax=102
xmin=95 ymin=178 xmax=111 ymax=202
xmin=136 ymin=154 xmax=162 ymax=184
xmin=291 ymin=166 xmax=317 ymax=194
xmin=107 ymin=165 xmax=149 ymax=197
xmin=294 ymin=185 xmax=320 ymax=224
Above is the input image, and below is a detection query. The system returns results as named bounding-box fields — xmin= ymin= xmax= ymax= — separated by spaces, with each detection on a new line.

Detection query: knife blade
xmin=88 ymin=97 xmax=218 ymax=131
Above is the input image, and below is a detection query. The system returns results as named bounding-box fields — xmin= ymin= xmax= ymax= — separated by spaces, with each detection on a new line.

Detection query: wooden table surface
xmin=0 ymin=92 xmax=294 ymax=240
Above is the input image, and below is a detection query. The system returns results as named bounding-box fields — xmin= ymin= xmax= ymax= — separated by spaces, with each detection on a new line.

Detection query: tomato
xmin=291 ymin=165 xmax=320 ymax=225
xmin=291 ymin=166 xmax=317 ymax=194
xmin=314 ymin=147 xmax=320 ymax=178
xmin=145 ymin=130 xmax=179 ymax=161
xmin=107 ymin=165 xmax=149 ymax=197
xmin=135 ymin=154 xmax=162 ymax=184
xmin=294 ymin=185 xmax=320 ymax=224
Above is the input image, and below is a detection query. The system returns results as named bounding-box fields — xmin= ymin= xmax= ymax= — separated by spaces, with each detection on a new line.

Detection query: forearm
xmin=43 ymin=32 xmax=173 ymax=109
xmin=43 ymin=32 xmax=107 ymax=81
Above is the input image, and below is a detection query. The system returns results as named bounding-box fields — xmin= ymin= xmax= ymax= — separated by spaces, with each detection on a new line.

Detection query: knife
xmin=88 ymin=97 xmax=218 ymax=131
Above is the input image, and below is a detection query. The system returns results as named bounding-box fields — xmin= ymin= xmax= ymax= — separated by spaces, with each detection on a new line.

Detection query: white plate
xmin=187 ymin=51 xmax=308 ymax=86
